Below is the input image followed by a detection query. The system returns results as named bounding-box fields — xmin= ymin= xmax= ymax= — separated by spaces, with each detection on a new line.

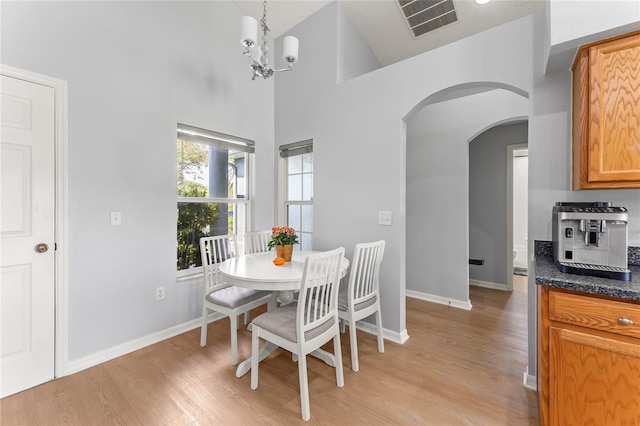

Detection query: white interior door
xmin=512 ymin=152 xmax=528 ymax=271
xmin=1 ymin=75 xmax=56 ymax=397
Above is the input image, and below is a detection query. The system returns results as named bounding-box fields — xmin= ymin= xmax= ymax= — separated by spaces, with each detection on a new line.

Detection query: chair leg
xmin=200 ymin=308 xmax=208 ymax=347
xmin=251 ymin=327 xmax=260 ymax=390
xmin=333 ymin=333 xmax=344 ymax=388
xmin=298 ymin=353 xmax=310 ymax=421
xmin=340 ymin=319 xmax=346 ymax=333
xmin=243 ymin=311 xmax=250 ymax=325
xmin=230 ymin=315 xmax=239 ymax=365
xmin=349 ymin=317 xmax=359 ymax=372
xmin=375 ymin=309 xmax=385 ymax=353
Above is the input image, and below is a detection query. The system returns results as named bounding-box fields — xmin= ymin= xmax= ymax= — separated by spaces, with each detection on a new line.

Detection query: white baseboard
xmin=406 ymin=290 xmax=472 ymax=311
xmin=397 ymin=328 xmax=410 ymax=344
xmin=469 ymin=279 xmax=508 ymax=291
xmin=67 ymin=313 xmax=224 ymax=375
xmin=68 ymin=307 xmax=531 ymax=393
xmin=67 ymin=312 xmax=411 ymax=376
xmin=522 ymin=366 xmax=537 ymax=391
xmin=355 ymin=321 xmax=409 ymax=345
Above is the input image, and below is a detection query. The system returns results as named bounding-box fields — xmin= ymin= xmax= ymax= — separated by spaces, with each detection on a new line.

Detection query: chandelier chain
xmin=260 ymin=0 xmax=270 ymax=35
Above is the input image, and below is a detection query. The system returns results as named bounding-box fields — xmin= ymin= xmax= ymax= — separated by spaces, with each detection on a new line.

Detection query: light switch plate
xmin=378 ymin=211 xmax=392 ymax=226
xmin=111 ymin=212 xmax=122 ymax=226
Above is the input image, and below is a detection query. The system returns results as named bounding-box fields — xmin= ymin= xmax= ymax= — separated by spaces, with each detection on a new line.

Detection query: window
xmin=280 ymin=140 xmax=313 ymax=250
xmin=177 ymin=124 xmax=253 ymax=273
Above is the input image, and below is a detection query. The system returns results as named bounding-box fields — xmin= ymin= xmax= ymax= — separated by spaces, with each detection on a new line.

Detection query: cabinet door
xmin=588 ymin=33 xmax=640 ymax=183
xmin=549 ymin=326 xmax=640 ymax=425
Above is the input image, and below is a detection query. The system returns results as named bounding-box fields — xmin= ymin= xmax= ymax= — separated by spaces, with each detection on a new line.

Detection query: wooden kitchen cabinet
xmin=538 ymin=286 xmax=640 ymax=425
xmin=572 ymin=30 xmax=640 ymax=189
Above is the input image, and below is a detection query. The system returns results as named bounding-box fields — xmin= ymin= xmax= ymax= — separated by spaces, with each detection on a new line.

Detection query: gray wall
xmin=337 ymin=6 xmax=381 ymax=82
xmin=469 ymin=121 xmax=528 ymax=286
xmin=1 ymin=1 xmax=276 ymax=362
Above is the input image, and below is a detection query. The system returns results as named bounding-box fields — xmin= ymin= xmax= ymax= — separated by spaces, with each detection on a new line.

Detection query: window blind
xmin=177 ymin=123 xmax=255 ymax=153
xmin=279 ymin=139 xmax=313 ymax=158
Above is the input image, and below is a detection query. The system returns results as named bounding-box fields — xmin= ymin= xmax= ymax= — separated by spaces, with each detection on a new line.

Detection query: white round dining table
xmin=219 ymin=250 xmax=350 ymax=292
xmin=218 ymin=250 xmax=350 ymax=378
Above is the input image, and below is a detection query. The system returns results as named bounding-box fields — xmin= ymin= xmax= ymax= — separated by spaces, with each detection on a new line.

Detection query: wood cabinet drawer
xmin=549 ymin=291 xmax=640 ymax=339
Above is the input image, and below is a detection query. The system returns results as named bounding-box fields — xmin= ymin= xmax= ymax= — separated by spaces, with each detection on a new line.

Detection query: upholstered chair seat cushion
xmin=252 ymin=305 xmax=334 ymax=343
xmin=338 ymin=286 xmax=377 ymax=312
xmin=206 ymin=286 xmax=271 ymax=310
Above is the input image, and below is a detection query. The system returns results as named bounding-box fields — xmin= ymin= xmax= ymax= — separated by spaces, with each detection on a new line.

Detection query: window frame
xmin=176 ymin=124 xmax=254 ymax=278
xmin=278 ymin=140 xmax=313 ymax=251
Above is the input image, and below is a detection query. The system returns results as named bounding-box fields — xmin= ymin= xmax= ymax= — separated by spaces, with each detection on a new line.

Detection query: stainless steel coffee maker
xmin=552 ymin=202 xmax=631 ymax=281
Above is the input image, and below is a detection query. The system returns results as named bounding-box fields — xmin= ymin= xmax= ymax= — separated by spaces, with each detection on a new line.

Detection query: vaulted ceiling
xmin=234 ymin=0 xmax=546 ymax=66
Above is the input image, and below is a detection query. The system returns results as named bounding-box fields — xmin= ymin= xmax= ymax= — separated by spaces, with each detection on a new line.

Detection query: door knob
xmin=34 ymin=243 xmax=49 ymax=253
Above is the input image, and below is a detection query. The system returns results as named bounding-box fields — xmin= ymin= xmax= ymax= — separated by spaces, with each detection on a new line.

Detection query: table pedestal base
xmin=277 ymin=290 xmax=296 ymax=305
xmin=235 ymin=343 xmax=336 ymax=378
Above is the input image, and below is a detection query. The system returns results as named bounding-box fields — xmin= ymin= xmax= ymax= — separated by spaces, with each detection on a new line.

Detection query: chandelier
xmin=240 ymin=1 xmax=299 ymax=80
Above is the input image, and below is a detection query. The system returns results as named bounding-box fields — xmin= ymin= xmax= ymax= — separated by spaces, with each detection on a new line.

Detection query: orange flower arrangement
xmin=267 ymin=226 xmax=300 ymax=249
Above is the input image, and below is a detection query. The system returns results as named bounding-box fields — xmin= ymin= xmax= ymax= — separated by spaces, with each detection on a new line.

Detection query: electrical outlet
xmin=156 ymin=287 xmax=165 ymax=300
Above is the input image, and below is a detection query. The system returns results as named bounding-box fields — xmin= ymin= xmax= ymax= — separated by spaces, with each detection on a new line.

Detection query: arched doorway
xmin=404 ymin=83 xmax=528 ymax=310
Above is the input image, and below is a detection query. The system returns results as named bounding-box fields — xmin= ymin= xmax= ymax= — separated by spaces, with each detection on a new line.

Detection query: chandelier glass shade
xmin=240 ymin=1 xmax=299 ymax=80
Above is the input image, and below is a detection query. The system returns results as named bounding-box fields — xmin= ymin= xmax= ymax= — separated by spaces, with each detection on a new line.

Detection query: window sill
xmin=177 ymin=267 xmax=203 ymax=282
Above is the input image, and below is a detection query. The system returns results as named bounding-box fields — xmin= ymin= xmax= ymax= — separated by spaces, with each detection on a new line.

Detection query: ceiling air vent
xmin=397 ymin=0 xmax=458 ymax=38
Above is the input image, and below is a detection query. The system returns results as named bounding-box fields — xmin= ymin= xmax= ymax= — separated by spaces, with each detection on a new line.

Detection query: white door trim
xmin=1 ymin=64 xmax=69 ymax=378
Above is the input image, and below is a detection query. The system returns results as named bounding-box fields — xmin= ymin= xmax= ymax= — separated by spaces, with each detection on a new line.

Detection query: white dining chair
xmin=250 ymin=247 xmax=345 ymax=422
xmin=338 ymin=240 xmax=385 ymax=372
xmin=243 ymin=230 xmax=272 ymax=254
xmin=200 ymin=235 xmax=274 ymax=365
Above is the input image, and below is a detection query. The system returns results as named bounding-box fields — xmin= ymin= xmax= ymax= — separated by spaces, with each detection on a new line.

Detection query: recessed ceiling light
xmin=475 ymin=0 xmax=491 ymax=4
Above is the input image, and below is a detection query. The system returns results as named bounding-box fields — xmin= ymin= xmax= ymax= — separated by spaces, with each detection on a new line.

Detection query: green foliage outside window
xmin=177 ymin=141 xmax=219 ymax=270
xmin=176 ymin=193 xmax=219 ymax=270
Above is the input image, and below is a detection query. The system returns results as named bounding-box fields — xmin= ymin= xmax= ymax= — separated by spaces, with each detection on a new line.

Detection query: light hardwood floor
xmin=1 ymin=275 xmax=538 ymax=425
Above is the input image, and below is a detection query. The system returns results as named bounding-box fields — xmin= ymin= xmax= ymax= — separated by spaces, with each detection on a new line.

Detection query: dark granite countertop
xmin=535 ymin=241 xmax=640 ymax=302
